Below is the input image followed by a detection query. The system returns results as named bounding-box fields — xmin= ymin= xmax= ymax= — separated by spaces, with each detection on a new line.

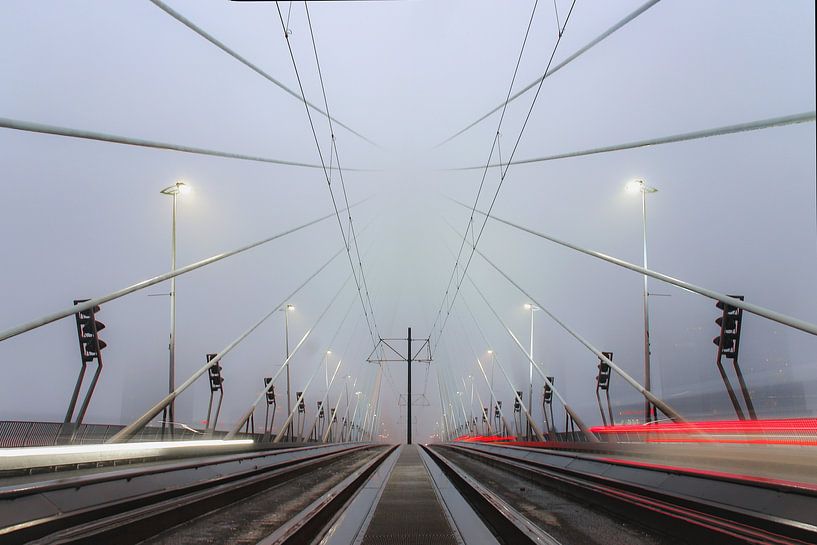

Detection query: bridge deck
xmin=361 ymin=445 xmax=458 ymax=545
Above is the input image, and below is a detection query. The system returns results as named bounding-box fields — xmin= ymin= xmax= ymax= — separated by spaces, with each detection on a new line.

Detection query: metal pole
xmin=170 ymin=191 xmax=177 ymax=436
xmin=305 ymin=357 xmax=342 ymax=442
xmin=641 ymin=186 xmax=653 ymax=424
xmin=475 ymin=358 xmax=513 ymax=437
xmin=407 ymin=327 xmax=412 ymax=445
xmin=528 ymin=306 xmax=534 ymax=439
xmin=285 ymin=307 xmax=291 ymax=440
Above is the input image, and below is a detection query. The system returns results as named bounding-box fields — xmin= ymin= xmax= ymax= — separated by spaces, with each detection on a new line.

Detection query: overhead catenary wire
xmin=428 ymin=0 xmax=543 ymax=351
xmin=147 ymin=0 xmax=381 ymax=148
xmin=305 ymin=2 xmax=380 ymax=342
xmin=275 ymin=2 xmax=380 ymax=350
xmin=430 ymin=0 xmax=578 ymax=354
xmin=433 ymin=0 xmax=662 ymax=148
xmin=0 ymin=201 xmax=365 ymax=344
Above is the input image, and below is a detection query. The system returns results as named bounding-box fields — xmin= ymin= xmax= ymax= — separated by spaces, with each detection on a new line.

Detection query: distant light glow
xmin=626 ymin=179 xmax=644 ymax=193
xmin=177 ymin=182 xmax=192 ymax=195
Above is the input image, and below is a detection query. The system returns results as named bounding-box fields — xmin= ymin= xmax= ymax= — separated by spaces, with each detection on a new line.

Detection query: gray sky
xmin=1 ymin=0 xmax=815 ymax=442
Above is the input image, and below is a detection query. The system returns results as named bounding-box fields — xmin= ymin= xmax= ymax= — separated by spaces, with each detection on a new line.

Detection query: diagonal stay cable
xmin=443 ymin=110 xmax=816 ymax=170
xmin=0 ymin=200 xmax=366 ymax=343
xmin=431 ymin=0 xmax=578 ymax=353
xmin=110 ymin=241 xmax=350 ymax=443
xmin=0 ymin=117 xmax=376 ymax=171
xmin=147 ymin=0 xmax=382 ymax=148
xmin=446 ymin=196 xmax=817 ymax=336
xmin=274 ymin=1 xmax=379 ymax=348
xmin=433 ymin=0 xmax=661 ymax=148
xmin=444 ymin=217 xmax=684 ymax=425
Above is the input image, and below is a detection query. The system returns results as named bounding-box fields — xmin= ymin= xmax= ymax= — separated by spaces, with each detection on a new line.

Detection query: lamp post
xmin=280 ymin=303 xmax=295 ymax=440
xmin=159 ymin=181 xmax=190 ymax=438
xmin=487 ymin=349 xmax=495 ymax=429
xmin=626 ymin=179 xmax=658 ymax=424
xmin=524 ymin=303 xmax=539 ymax=439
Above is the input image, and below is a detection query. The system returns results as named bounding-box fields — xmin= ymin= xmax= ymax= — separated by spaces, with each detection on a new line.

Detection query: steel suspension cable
xmin=226 ymin=269 xmax=354 ymax=438
xmin=147 ymin=0 xmax=381 ymax=148
xmin=443 ymin=111 xmax=816 ymax=171
xmin=109 ymin=242 xmax=349 ymax=443
xmin=449 ymin=197 xmax=817 ymax=337
xmin=433 ymin=0 xmax=661 ymax=148
xmin=0 ymin=201 xmax=364 ymax=343
xmin=0 ymin=116 xmax=371 ymax=171
xmin=447 ymin=218 xmax=685 ymax=424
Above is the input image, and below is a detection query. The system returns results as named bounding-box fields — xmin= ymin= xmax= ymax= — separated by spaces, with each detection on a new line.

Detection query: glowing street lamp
xmin=627 ymin=179 xmax=658 ymax=423
xmin=159 ymin=180 xmax=191 ymax=438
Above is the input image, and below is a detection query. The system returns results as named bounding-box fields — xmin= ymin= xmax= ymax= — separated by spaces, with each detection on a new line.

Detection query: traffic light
xmin=264 ymin=378 xmax=275 ymax=405
xmin=331 ymin=407 xmax=337 ymax=423
xmin=317 ymin=401 xmax=324 ymax=419
xmin=596 ymin=353 xmax=614 ymax=426
xmin=206 ymin=354 xmax=223 ymax=392
xmin=714 ymin=296 xmax=744 ymax=359
xmin=514 ymin=391 xmax=523 ymax=413
xmin=482 ymin=408 xmax=488 ymax=422
xmin=297 ymin=392 xmax=305 ymax=413
xmin=65 ymin=300 xmax=108 ymax=432
xmin=597 ymin=352 xmax=612 ymax=391
xmin=494 ymin=400 xmax=502 ymax=419
xmin=75 ymin=301 xmax=106 ymax=363
xmin=712 ymin=295 xmax=756 ymax=420
xmin=543 ymin=377 xmax=554 ymax=405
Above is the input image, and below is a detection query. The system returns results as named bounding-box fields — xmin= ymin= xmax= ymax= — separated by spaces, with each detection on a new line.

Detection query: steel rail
xmin=421 ymin=445 xmax=563 ymax=545
xmin=440 ymin=443 xmax=817 ymax=544
xmin=0 ymin=443 xmax=375 ymax=543
xmin=256 ymin=445 xmax=397 ymax=545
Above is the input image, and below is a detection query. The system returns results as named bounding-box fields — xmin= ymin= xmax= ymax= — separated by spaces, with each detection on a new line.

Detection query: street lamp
xmin=278 ymin=303 xmax=295 ymax=439
xmin=159 ymin=180 xmax=190 ymax=438
xmin=524 ymin=303 xmax=539 ymax=439
xmin=487 ymin=350 xmax=495 ymax=421
xmin=627 ymin=179 xmax=658 ymax=423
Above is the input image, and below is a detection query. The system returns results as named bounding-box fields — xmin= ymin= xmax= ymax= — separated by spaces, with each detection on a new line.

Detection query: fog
xmin=1 ymin=0 xmax=815 ymax=443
